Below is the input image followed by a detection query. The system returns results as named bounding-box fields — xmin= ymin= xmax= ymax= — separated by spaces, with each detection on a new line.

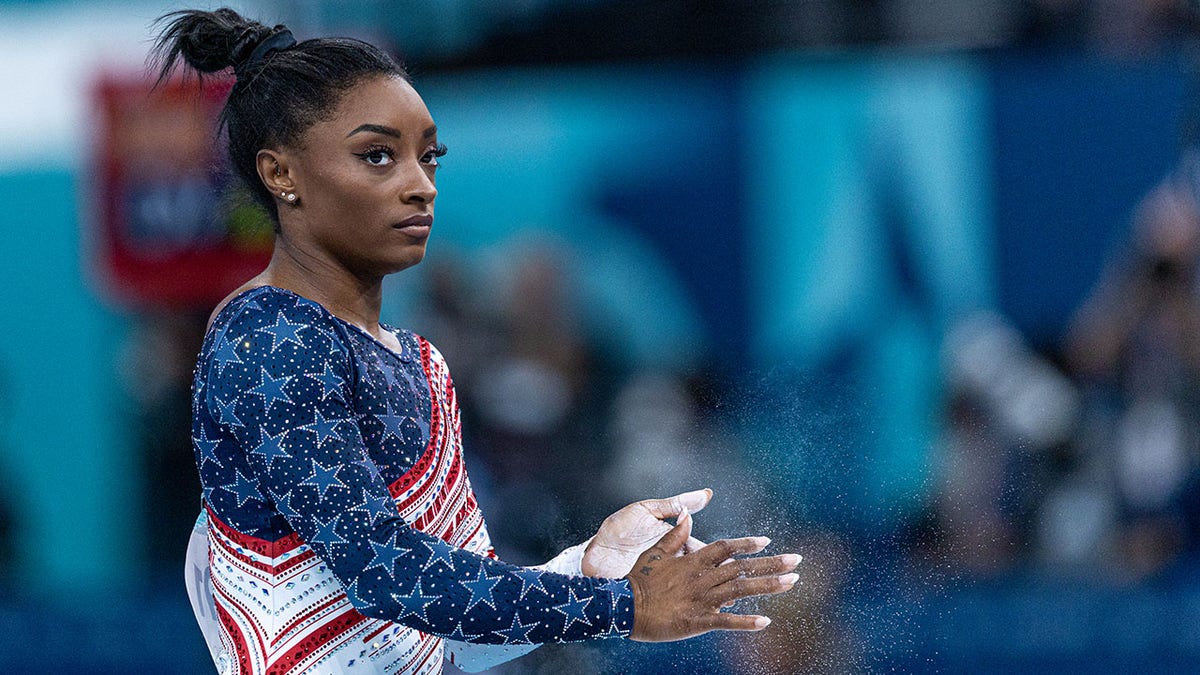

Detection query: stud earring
xmin=281 ymin=191 xmax=297 ymax=203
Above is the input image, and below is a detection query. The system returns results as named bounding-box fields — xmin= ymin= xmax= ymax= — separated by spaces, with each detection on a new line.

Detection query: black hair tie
xmin=233 ymin=26 xmax=296 ymax=77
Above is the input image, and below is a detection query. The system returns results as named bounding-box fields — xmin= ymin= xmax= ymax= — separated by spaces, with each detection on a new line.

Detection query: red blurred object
xmin=91 ymin=73 xmax=272 ymax=309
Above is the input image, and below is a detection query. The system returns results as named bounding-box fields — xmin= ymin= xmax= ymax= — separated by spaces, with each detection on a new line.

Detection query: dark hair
xmin=151 ymin=7 xmax=409 ymax=222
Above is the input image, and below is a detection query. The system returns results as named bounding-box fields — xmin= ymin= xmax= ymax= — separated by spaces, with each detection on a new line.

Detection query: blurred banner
xmin=91 ymin=74 xmax=272 ymax=308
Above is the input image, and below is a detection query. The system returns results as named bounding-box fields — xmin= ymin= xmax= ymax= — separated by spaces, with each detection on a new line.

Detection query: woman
xmin=158 ymin=8 xmax=800 ymax=674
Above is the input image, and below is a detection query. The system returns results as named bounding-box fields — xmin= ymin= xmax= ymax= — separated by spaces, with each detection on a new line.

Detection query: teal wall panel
xmin=0 ymin=169 xmax=135 ymax=594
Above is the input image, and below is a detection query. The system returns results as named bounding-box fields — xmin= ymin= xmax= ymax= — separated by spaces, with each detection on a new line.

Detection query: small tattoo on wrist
xmin=640 ymin=566 xmax=653 ymax=576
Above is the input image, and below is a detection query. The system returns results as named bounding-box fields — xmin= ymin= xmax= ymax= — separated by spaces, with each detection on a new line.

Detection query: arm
xmin=206 ymin=296 xmax=633 ymax=644
xmin=445 ymin=488 xmax=713 ymax=671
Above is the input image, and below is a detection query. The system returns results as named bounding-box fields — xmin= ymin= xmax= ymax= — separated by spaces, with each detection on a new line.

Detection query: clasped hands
xmin=581 ymin=489 xmax=801 ymax=643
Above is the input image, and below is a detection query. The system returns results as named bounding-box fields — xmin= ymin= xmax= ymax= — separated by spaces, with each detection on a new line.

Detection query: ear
xmin=256 ymin=149 xmax=297 ymax=203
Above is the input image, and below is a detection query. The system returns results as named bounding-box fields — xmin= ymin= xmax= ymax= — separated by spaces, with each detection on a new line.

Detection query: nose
xmin=401 ymin=161 xmax=437 ymax=205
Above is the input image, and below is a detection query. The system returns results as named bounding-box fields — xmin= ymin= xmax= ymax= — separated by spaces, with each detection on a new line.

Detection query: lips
xmin=393 ymin=214 xmax=432 ymax=237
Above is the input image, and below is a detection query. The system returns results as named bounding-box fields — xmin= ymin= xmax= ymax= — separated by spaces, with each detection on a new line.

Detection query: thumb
xmin=654 ymin=507 xmax=692 ymax=555
xmin=677 ymin=488 xmax=713 ymax=515
xmin=642 ymin=489 xmax=712 ymax=520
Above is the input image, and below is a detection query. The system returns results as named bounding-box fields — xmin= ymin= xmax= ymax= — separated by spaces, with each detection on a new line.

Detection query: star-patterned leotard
xmin=191 ymin=286 xmax=634 ymax=674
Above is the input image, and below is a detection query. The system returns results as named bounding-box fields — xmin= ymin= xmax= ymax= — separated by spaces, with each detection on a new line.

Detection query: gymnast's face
xmin=273 ymin=75 xmax=444 ymax=277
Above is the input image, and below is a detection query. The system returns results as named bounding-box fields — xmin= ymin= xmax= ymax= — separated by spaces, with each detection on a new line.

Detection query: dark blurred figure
xmin=1021 ymin=0 xmax=1197 ymax=52
xmin=1054 ymin=155 xmax=1200 ymax=579
xmin=919 ymin=313 xmax=1079 ymax=577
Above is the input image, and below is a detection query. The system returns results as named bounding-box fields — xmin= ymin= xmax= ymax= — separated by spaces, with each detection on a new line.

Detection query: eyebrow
xmin=346 ymin=123 xmax=438 ymax=139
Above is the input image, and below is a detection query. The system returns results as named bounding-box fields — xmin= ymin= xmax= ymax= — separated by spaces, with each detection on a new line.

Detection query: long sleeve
xmin=443 ymin=539 xmax=595 ymax=672
xmin=199 ymin=290 xmax=634 ymax=645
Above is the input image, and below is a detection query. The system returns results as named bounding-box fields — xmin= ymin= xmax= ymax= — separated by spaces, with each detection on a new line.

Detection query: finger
xmin=650 ymin=507 xmax=693 ymax=556
xmin=695 ymin=536 xmax=770 ymax=566
xmin=677 ymin=487 xmax=713 ymax=514
xmin=681 ymin=536 xmax=707 ymax=554
xmin=640 ymin=488 xmax=712 ymax=520
xmin=710 ymin=573 xmax=799 ymax=606
xmin=701 ymin=613 xmax=772 ymax=633
xmin=710 ymin=553 xmax=801 ymax=585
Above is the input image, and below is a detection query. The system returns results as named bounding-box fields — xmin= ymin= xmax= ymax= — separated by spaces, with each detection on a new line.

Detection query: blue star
xmin=311 ymin=513 xmax=348 ymax=548
xmin=250 ymin=428 xmax=291 ymax=467
xmin=514 ymin=569 xmax=549 ymax=599
xmin=380 ymin=364 xmax=401 ymax=390
xmin=393 ymin=579 xmax=439 ymax=623
xmin=410 ymin=414 xmax=430 ymax=445
xmin=274 ymin=490 xmax=301 ymax=520
xmin=306 ymin=362 xmax=344 ymax=400
xmin=553 ymin=588 xmax=593 ymax=632
xmin=446 ymin=621 xmax=481 ymax=643
xmin=460 ymin=560 xmax=503 ymax=613
xmin=213 ymin=395 xmax=243 ymax=428
xmin=224 ymin=469 xmax=260 ymax=508
xmin=309 ymin=325 xmax=341 ymax=355
xmin=305 ymin=410 xmax=344 ymax=448
xmin=194 ymin=427 xmax=222 ymax=468
xmin=256 ymin=312 xmax=307 ymax=351
xmin=366 ymin=532 xmax=411 ymax=580
xmin=420 ymin=539 xmax=457 ymax=574
xmin=247 ymin=367 xmax=293 ymax=412
xmin=299 ymin=459 xmax=347 ymax=500
xmin=351 ymin=487 xmax=397 ymax=521
xmin=344 ymin=578 xmax=369 ymax=611
xmin=594 ymin=620 xmax=627 ymax=639
xmin=498 ymin=613 xmax=537 ymax=643
xmin=377 ymin=402 xmax=407 ymax=441
xmin=600 ymin=577 xmax=630 ymax=611
xmin=353 ymin=457 xmax=386 ymax=485
xmin=211 ymin=336 xmax=244 ymax=376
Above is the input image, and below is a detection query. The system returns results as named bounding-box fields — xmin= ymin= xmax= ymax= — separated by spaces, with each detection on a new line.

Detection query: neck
xmin=257 ymin=235 xmax=385 ymax=335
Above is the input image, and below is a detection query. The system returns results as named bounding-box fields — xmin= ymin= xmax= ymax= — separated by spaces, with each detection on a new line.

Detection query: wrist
xmin=626 ymin=573 xmax=649 ymax=642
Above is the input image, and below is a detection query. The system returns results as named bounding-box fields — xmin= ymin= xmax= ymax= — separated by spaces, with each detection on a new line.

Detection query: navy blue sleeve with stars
xmin=194 ymin=287 xmax=635 ymax=644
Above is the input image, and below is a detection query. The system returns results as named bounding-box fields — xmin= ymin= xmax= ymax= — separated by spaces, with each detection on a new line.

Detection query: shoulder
xmin=203 ymin=286 xmax=355 ymax=380
xmin=211 ymin=286 xmax=341 ymax=339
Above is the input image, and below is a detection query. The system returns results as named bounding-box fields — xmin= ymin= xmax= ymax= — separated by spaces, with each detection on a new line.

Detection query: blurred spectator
xmin=1054 ymin=155 xmax=1200 ymax=578
xmin=919 ymin=312 xmax=1079 ymax=577
xmin=1021 ymin=0 xmax=1198 ymax=52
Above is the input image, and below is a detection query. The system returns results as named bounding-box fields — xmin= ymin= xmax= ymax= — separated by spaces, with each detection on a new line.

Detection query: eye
xmin=355 ymin=145 xmax=394 ymax=166
xmin=422 ymin=143 xmax=448 ymax=168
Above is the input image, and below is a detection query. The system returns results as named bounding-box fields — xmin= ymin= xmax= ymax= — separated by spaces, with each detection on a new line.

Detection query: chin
xmin=381 ymin=247 xmax=427 ymax=275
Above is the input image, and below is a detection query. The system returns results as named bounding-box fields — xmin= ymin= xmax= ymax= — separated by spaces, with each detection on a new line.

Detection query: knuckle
xmin=714 ymin=540 xmax=733 ymax=559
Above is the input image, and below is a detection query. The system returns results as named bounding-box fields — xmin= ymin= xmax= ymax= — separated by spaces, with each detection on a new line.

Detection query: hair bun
xmin=152 ymin=7 xmax=271 ymax=79
xmin=232 ymin=26 xmax=296 ymax=78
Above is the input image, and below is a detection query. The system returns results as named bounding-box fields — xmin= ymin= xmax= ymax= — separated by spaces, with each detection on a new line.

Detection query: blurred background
xmin=3 ymin=0 xmax=1200 ymax=672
